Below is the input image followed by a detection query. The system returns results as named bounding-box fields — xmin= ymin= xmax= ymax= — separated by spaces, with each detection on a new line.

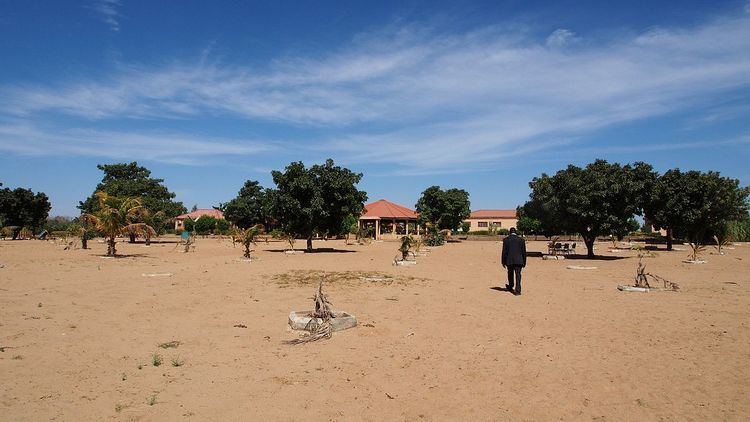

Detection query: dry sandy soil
xmin=1 ymin=236 xmax=749 ymax=421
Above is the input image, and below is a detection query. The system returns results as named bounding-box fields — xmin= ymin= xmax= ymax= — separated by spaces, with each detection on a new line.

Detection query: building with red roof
xmin=174 ymin=208 xmax=225 ymax=231
xmin=463 ymin=209 xmax=517 ymax=232
xmin=359 ymin=199 xmax=420 ymax=240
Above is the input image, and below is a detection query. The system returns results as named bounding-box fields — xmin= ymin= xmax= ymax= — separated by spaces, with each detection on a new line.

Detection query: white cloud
xmin=545 ymin=28 xmax=577 ymax=47
xmin=0 ymin=122 xmax=275 ymax=165
xmin=1 ymin=13 xmax=750 ymax=171
xmin=90 ymin=0 xmax=122 ymax=32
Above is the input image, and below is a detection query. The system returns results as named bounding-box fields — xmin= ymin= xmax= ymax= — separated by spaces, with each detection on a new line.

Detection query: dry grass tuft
xmin=271 ymin=270 xmax=426 ymax=287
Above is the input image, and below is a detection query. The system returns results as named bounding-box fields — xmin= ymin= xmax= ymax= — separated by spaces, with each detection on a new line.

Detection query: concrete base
xmin=542 ymin=255 xmax=565 ymax=260
xmin=359 ymin=276 xmax=394 ymax=282
xmin=618 ymin=285 xmax=650 ymax=292
xmin=141 ymin=272 xmax=173 ymax=277
xmin=284 ymin=250 xmax=304 ymax=254
xmin=288 ymin=310 xmax=357 ymax=332
xmin=237 ymin=257 xmax=260 ymax=262
xmin=394 ymin=260 xmax=417 ymax=266
xmin=566 ymin=265 xmax=597 ymax=270
xmin=683 ymin=260 xmax=706 ymax=264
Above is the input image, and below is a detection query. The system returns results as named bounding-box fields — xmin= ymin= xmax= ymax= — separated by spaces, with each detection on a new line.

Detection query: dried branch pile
xmin=634 ymin=258 xmax=680 ymax=291
xmin=286 ymin=281 xmax=335 ymax=345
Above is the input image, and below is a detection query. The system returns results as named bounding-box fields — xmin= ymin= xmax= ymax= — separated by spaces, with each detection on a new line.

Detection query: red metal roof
xmin=469 ymin=209 xmax=516 ymax=219
xmin=361 ymin=199 xmax=418 ymax=219
xmin=175 ymin=209 xmax=225 ymax=220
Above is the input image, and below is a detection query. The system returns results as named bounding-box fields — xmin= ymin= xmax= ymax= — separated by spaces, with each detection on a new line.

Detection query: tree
xmin=81 ymin=192 xmax=155 ymax=256
xmin=522 ymin=160 xmax=655 ymax=258
xmin=0 ymin=185 xmax=52 ymax=239
xmin=415 ymin=186 xmax=471 ymax=231
xmin=194 ymin=216 xmax=217 ymax=235
xmin=79 ymin=162 xmax=186 ymax=240
xmin=645 ymin=169 xmax=749 ymax=251
xmin=232 ymin=224 xmax=265 ymax=259
xmin=183 ymin=218 xmax=195 ymax=232
xmin=516 ymin=215 xmax=542 ymax=235
xmin=222 ymin=180 xmax=275 ymax=229
xmin=271 ymin=159 xmax=367 ymax=251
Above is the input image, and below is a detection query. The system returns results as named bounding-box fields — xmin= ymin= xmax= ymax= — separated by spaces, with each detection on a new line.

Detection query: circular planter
xmin=288 ymin=311 xmax=357 ymax=332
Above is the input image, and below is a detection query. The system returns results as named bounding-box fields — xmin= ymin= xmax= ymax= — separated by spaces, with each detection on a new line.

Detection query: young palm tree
xmin=398 ymin=235 xmax=413 ymax=261
xmin=81 ymin=191 xmax=155 ymax=256
xmin=233 ymin=224 xmax=265 ymax=259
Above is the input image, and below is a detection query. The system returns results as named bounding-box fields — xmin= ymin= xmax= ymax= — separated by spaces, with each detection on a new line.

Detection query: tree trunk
xmin=12 ymin=227 xmax=21 ymax=240
xmin=306 ymin=236 xmax=313 ymax=252
xmin=666 ymin=227 xmax=673 ymax=251
xmin=81 ymin=237 xmax=88 ymax=250
xmin=145 ymin=237 xmax=151 ymax=246
xmin=108 ymin=237 xmax=116 ymax=256
xmin=129 ymin=232 xmax=136 ymax=243
xmin=583 ymin=235 xmax=596 ymax=258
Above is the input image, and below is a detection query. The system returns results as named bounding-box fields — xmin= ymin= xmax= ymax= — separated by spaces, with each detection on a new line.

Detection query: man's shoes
xmin=505 ymin=284 xmax=513 ymax=291
xmin=514 ymin=291 xmax=522 ymax=296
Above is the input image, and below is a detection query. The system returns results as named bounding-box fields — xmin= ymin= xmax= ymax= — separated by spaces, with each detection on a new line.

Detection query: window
xmin=493 ymin=222 xmax=502 ymax=227
xmin=477 ymin=222 xmax=488 ymax=228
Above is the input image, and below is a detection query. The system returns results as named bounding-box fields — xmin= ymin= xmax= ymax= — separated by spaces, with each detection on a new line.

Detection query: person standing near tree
xmin=501 ymin=227 xmax=527 ymax=295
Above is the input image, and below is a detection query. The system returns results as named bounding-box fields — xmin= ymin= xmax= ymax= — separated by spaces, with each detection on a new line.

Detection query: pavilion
xmin=358 ymin=199 xmax=420 ymax=240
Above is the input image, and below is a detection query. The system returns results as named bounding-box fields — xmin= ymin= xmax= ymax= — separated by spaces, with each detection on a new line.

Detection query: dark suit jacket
xmin=502 ymin=234 xmax=527 ymax=267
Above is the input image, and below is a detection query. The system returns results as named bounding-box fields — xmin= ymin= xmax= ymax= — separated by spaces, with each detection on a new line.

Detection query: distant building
xmin=463 ymin=209 xmax=517 ymax=232
xmin=358 ymin=199 xmax=420 ymax=240
xmin=174 ymin=209 xmax=225 ymax=231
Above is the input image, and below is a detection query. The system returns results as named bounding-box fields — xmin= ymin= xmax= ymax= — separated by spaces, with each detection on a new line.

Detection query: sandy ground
xmin=1 ymin=236 xmax=749 ymax=421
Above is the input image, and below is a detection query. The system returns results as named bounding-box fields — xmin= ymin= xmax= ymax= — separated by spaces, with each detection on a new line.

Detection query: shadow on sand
xmin=266 ymin=248 xmax=357 ymax=254
xmin=490 ymin=286 xmax=516 ymax=295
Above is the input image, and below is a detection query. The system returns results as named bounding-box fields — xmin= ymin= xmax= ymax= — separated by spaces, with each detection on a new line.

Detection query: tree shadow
xmin=266 ymin=248 xmax=357 ymax=254
xmin=565 ymin=254 xmax=628 ymax=261
xmin=95 ymin=253 xmax=154 ymax=259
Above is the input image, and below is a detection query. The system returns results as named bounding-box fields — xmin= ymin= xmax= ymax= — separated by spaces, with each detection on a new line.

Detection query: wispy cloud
xmin=90 ymin=0 xmax=122 ymax=32
xmin=1 ymin=12 xmax=750 ymax=171
xmin=0 ymin=122 xmax=275 ymax=165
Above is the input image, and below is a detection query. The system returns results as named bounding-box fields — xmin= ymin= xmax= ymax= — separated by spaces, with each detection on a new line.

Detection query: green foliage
xmin=194 ymin=216 xmax=217 ymax=235
xmin=727 ymin=218 xmax=750 ymax=242
xmin=398 ymin=235 xmax=413 ymax=260
xmin=423 ymin=223 xmax=445 ymax=246
xmin=78 ymin=162 xmax=186 ymax=231
xmin=497 ymin=228 xmax=510 ymax=236
xmin=460 ymin=221 xmax=470 ymax=233
xmin=271 ymin=159 xmax=367 ymax=251
xmin=81 ymin=192 xmax=155 ymax=256
xmin=342 ymin=214 xmax=359 ymax=235
xmin=183 ymin=218 xmax=195 ymax=232
xmin=215 ymin=218 xmax=231 ymax=234
xmin=522 ymin=160 xmax=655 ymax=258
xmin=516 ymin=215 xmax=541 ymax=235
xmin=222 ymin=180 xmax=275 ymax=229
xmin=0 ymin=185 xmax=52 ymax=238
xmin=233 ymin=224 xmax=265 ymax=258
xmin=415 ymin=186 xmax=471 ymax=231
xmin=645 ymin=169 xmax=749 ymax=246
xmin=44 ymin=216 xmax=74 ymax=232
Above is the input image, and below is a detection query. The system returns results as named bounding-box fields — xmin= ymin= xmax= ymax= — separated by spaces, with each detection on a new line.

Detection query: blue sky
xmin=1 ymin=0 xmax=749 ymax=216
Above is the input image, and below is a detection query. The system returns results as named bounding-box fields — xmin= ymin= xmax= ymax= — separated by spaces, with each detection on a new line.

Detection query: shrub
xmin=194 ymin=216 xmax=217 ymax=235
xmin=183 ymin=218 xmax=195 ymax=232
xmin=460 ymin=222 xmax=470 ymax=233
xmin=215 ymin=219 xmax=231 ymax=235
xmin=497 ymin=228 xmax=510 ymax=235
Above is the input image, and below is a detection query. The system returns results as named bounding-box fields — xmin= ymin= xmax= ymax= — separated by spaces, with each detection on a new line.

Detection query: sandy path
xmin=1 ymin=237 xmax=748 ymax=421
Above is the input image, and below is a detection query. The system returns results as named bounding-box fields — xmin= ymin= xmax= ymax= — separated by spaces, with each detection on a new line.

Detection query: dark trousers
xmin=507 ymin=265 xmax=522 ymax=293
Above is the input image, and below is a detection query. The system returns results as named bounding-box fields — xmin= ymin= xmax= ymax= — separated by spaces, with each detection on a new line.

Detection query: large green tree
xmin=271 ymin=159 xmax=367 ymax=251
xmin=415 ymin=186 xmax=471 ymax=231
xmin=0 ymin=183 xmax=52 ymax=239
xmin=522 ymin=160 xmax=655 ymax=258
xmin=645 ymin=169 xmax=749 ymax=249
xmin=79 ymin=162 xmax=186 ymax=240
xmin=221 ymin=180 xmax=275 ymax=229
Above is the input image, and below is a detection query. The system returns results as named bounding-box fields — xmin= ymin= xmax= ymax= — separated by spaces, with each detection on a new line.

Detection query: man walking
xmin=501 ymin=227 xmax=527 ymax=295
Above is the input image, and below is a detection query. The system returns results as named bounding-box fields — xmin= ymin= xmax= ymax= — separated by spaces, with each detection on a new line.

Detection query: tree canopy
xmin=521 ymin=160 xmax=655 ymax=257
xmin=0 ymin=183 xmax=52 ymax=239
xmin=415 ymin=186 xmax=471 ymax=231
xmin=221 ymin=180 xmax=275 ymax=229
xmin=271 ymin=159 xmax=367 ymax=251
xmin=78 ymin=162 xmax=186 ymax=225
xmin=645 ymin=169 xmax=749 ymax=248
